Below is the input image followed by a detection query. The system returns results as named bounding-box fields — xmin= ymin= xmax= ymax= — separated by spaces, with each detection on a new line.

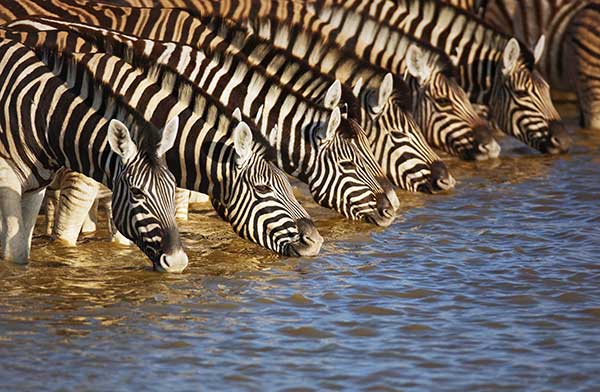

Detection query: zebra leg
xmin=20 ymin=187 xmax=46 ymax=257
xmin=44 ymin=170 xmax=64 ymax=236
xmin=0 ymin=158 xmax=28 ymax=264
xmin=570 ymin=5 xmax=600 ymax=130
xmin=53 ymin=171 xmax=99 ymax=246
xmin=174 ymin=188 xmax=190 ymax=221
xmin=44 ymin=188 xmax=60 ymax=236
xmin=189 ymin=191 xmax=209 ymax=203
xmin=81 ymin=198 xmax=99 ymax=234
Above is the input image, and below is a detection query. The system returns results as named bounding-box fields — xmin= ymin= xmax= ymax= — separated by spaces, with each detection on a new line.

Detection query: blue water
xmin=0 ymin=123 xmax=599 ymax=391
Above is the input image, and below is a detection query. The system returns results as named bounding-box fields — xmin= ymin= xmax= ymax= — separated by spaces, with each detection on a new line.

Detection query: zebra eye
xmin=338 ymin=160 xmax=356 ymax=171
xmin=255 ymin=184 xmax=272 ymax=194
xmin=513 ymin=89 xmax=529 ymax=99
xmin=131 ymin=187 xmax=145 ymax=199
xmin=436 ymin=97 xmax=452 ymax=106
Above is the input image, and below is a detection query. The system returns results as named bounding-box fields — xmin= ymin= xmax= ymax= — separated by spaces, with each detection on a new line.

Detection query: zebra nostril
xmin=381 ymin=207 xmax=395 ymax=219
xmin=472 ymin=123 xmax=500 ymax=159
xmin=377 ymin=176 xmax=400 ymax=211
xmin=291 ymin=218 xmax=323 ymax=257
xmin=430 ymin=161 xmax=455 ymax=192
xmin=160 ymin=254 xmax=171 ymax=268
xmin=477 ymin=139 xmax=501 ymax=159
xmin=546 ymin=120 xmax=571 ymax=153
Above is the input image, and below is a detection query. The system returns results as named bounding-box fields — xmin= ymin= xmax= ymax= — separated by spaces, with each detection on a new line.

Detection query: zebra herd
xmin=0 ymin=0 xmax=595 ymax=272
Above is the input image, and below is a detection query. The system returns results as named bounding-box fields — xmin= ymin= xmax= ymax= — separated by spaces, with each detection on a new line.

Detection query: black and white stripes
xmin=0 ymin=38 xmax=187 ymax=271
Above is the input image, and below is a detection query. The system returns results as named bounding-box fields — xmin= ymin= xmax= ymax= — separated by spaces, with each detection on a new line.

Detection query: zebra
xmin=238 ymin=16 xmax=500 ymax=163
xmin=309 ymin=0 xmax=572 ymax=155
xmin=447 ymin=0 xmax=600 ymax=130
xmin=28 ymin=0 xmax=498 ymax=163
xmin=0 ymin=38 xmax=188 ymax=272
xmin=9 ymin=12 xmax=401 ymax=225
xmin=17 ymin=35 xmax=326 ymax=257
xmin=3 ymin=3 xmax=400 ymax=225
xmin=37 ymin=13 xmax=454 ymax=193
xmin=200 ymin=17 xmax=460 ymax=191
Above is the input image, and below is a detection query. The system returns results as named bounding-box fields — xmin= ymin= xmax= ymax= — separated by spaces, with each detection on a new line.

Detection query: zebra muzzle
xmin=156 ymin=248 xmax=189 ymax=273
xmin=429 ymin=161 xmax=456 ymax=193
xmin=472 ymin=124 xmax=501 ymax=160
xmin=287 ymin=218 xmax=323 ymax=257
xmin=541 ymin=121 xmax=571 ymax=154
xmin=363 ymin=192 xmax=397 ymax=227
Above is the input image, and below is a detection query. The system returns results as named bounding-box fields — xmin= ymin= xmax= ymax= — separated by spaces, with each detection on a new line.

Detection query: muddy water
xmin=1 ymin=119 xmax=599 ymax=391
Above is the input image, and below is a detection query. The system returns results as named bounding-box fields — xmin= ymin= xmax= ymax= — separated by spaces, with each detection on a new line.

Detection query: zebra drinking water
xmin=313 ymin=0 xmax=571 ymax=154
xmin=0 ymin=38 xmax=188 ymax=272
xmin=5 ymin=25 xmax=325 ymax=256
xmin=447 ymin=0 xmax=600 ymax=130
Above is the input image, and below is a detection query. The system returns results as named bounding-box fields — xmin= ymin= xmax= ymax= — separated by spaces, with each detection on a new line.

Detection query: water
xmin=1 ymin=119 xmax=599 ymax=391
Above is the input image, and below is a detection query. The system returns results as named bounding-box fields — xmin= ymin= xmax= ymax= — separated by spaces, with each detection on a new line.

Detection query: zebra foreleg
xmin=174 ymin=188 xmax=190 ymax=221
xmin=44 ymin=187 xmax=59 ymax=236
xmin=81 ymin=198 xmax=99 ymax=234
xmin=20 ymin=187 xmax=46 ymax=257
xmin=52 ymin=171 xmax=99 ymax=246
xmin=0 ymin=158 xmax=44 ymax=264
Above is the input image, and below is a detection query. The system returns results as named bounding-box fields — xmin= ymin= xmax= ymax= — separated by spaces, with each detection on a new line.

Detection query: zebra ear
xmin=324 ymin=80 xmax=342 ymax=109
xmin=378 ymin=73 xmax=394 ymax=106
xmin=156 ymin=116 xmax=179 ymax=157
xmin=533 ymin=35 xmax=545 ymax=64
xmin=502 ymin=38 xmax=521 ymax=75
xmin=232 ymin=107 xmax=243 ymax=121
xmin=326 ymin=107 xmax=341 ymax=140
xmin=352 ymin=77 xmax=364 ymax=97
xmin=233 ymin=121 xmax=253 ymax=165
xmin=108 ymin=119 xmax=137 ymax=163
xmin=406 ymin=45 xmax=431 ymax=84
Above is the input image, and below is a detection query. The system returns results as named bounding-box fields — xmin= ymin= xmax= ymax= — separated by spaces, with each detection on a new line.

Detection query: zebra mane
xmin=36 ymin=45 xmax=166 ymax=163
xmin=42 ymin=21 xmax=280 ymax=164
xmin=205 ymin=14 xmax=365 ymax=123
xmin=440 ymin=0 xmax=535 ymax=70
xmin=142 ymin=60 xmax=278 ymax=163
xmin=339 ymin=117 xmax=365 ymax=140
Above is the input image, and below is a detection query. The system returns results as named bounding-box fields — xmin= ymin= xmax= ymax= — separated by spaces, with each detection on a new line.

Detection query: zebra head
xmin=108 ymin=117 xmax=188 ymax=273
xmin=309 ymin=101 xmax=400 ymax=227
xmin=406 ymin=45 xmax=501 ymax=163
xmin=217 ymin=121 xmax=323 ymax=257
xmin=491 ymin=36 xmax=571 ymax=154
xmin=356 ymin=72 xmax=457 ymax=193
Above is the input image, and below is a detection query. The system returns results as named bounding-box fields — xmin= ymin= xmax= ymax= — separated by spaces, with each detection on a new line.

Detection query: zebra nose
xmin=473 ymin=124 xmax=501 ymax=160
xmin=377 ymin=176 xmax=400 ymax=211
xmin=547 ymin=121 xmax=571 ymax=154
xmin=430 ymin=161 xmax=456 ymax=192
xmin=376 ymin=192 xmax=396 ymax=220
xmin=290 ymin=218 xmax=323 ymax=257
xmin=157 ymin=249 xmax=188 ymax=273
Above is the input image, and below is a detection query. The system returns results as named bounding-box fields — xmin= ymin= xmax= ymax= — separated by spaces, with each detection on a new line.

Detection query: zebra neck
xmin=40 ymin=87 xmax=121 ymax=190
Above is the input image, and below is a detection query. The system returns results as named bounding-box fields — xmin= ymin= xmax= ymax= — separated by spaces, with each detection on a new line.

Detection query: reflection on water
xmin=1 ymin=120 xmax=599 ymax=390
